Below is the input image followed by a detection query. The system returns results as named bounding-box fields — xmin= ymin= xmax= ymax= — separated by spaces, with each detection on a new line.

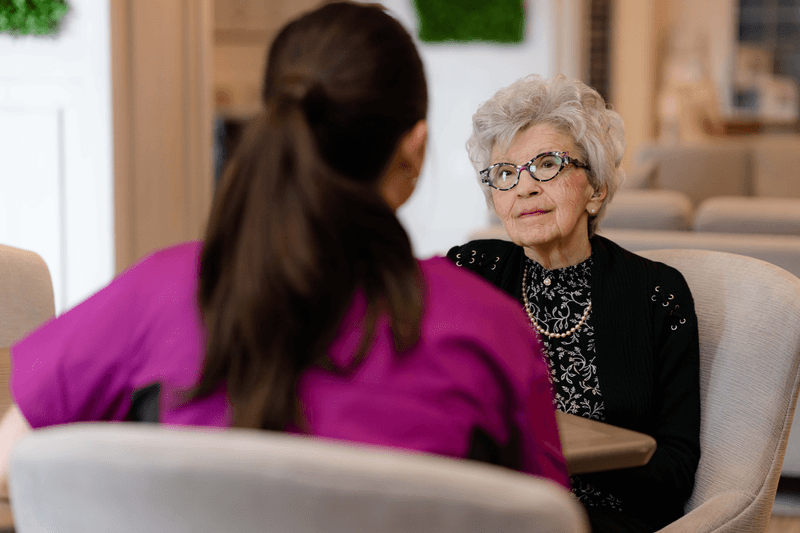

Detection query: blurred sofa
xmin=629 ymin=135 xmax=800 ymax=201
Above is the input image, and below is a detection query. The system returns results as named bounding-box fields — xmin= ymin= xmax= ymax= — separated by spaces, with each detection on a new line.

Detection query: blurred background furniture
xmin=603 ymin=189 xmax=695 ymax=231
xmin=633 ymin=142 xmax=753 ymax=204
xmin=0 ymin=245 xmax=55 ymax=414
xmin=0 ymin=244 xmax=55 ymax=348
xmin=748 ymin=135 xmax=800 ymax=198
xmin=637 ymin=249 xmax=800 ymax=532
xmin=692 ymin=196 xmax=800 ymax=235
xmin=9 ymin=424 xmax=589 ymax=533
xmin=627 ymin=135 xmax=800 ymax=203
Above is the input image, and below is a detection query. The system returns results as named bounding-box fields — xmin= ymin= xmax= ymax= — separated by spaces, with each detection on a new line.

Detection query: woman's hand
xmin=0 ymin=405 xmax=31 ymax=496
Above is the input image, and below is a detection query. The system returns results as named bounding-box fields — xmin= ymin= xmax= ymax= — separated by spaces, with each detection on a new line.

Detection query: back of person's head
xmin=195 ymin=1 xmax=428 ymax=431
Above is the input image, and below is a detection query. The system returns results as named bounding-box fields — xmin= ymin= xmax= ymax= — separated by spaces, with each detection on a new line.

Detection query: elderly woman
xmin=447 ymin=75 xmax=700 ymax=533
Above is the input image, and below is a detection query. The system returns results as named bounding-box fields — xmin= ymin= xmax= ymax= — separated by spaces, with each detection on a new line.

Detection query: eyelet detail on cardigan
xmin=452 ymin=249 xmax=499 ymax=271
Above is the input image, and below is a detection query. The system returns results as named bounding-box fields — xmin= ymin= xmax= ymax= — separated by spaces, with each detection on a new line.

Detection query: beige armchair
xmin=0 ymin=244 xmax=54 ymax=416
xmin=0 ymin=244 xmax=54 ymax=347
xmin=9 ymin=423 xmax=589 ymax=533
xmin=638 ymin=249 xmax=800 ymax=532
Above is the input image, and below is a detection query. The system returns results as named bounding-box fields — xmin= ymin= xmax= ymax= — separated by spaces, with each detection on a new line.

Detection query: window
xmin=739 ymin=0 xmax=800 ymax=87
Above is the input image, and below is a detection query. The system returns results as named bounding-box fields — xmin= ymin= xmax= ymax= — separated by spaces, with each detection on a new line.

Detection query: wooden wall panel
xmin=610 ymin=0 xmax=659 ymax=171
xmin=214 ymin=42 xmax=266 ymax=112
xmin=112 ymin=0 xmax=213 ymax=273
xmin=213 ymin=0 xmax=321 ymax=114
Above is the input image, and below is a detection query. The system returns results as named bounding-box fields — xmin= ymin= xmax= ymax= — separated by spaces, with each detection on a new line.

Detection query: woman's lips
xmin=518 ymin=209 xmax=550 ymax=218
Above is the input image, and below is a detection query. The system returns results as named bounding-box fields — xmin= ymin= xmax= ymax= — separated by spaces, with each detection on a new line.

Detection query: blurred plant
xmin=413 ymin=0 xmax=524 ymax=44
xmin=0 ymin=0 xmax=69 ymax=36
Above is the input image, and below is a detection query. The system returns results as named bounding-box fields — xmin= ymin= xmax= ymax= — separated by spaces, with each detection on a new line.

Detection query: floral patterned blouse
xmin=523 ymin=255 xmax=623 ymax=511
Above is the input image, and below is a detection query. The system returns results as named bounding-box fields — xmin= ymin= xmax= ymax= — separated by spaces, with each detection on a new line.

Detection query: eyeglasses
xmin=480 ymin=151 xmax=591 ymax=191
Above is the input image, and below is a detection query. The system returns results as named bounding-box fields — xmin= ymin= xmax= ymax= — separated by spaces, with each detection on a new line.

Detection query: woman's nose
xmin=516 ymin=171 xmax=542 ymax=197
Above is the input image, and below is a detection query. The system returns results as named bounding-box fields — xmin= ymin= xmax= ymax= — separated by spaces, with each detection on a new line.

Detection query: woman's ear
xmin=401 ymin=120 xmax=427 ymax=178
xmin=586 ymin=184 xmax=608 ymax=215
xmin=380 ymin=120 xmax=428 ymax=211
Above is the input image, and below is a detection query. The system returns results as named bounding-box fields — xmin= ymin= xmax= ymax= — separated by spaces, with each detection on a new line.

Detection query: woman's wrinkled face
xmin=490 ymin=124 xmax=601 ymax=258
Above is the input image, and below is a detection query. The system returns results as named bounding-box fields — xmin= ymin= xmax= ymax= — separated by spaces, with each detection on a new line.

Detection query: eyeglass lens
xmin=488 ymin=153 xmax=564 ymax=189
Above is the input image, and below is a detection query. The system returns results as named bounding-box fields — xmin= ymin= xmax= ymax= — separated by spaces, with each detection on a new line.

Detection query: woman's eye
xmin=491 ymin=166 xmax=516 ymax=183
xmin=537 ymin=155 xmax=560 ymax=169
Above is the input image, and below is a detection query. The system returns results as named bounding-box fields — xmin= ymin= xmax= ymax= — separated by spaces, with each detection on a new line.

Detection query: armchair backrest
xmin=0 ymin=244 xmax=54 ymax=347
xmin=9 ymin=423 xmax=589 ymax=533
xmin=638 ymin=249 xmax=800 ymax=532
xmin=0 ymin=244 xmax=54 ymax=416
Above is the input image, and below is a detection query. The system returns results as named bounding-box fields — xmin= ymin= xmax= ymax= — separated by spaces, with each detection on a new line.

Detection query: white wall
xmin=376 ymin=0 xmax=557 ymax=257
xmin=0 ymin=0 xmax=114 ymax=315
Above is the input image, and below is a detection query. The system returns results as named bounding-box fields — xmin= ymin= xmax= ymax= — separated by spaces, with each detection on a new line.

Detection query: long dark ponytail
xmin=192 ymin=2 xmax=428 ymax=430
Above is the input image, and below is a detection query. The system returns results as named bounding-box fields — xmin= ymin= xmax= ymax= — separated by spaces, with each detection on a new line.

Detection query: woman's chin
xmin=503 ymin=223 xmax=553 ymax=246
xmin=510 ymin=234 xmax=556 ymax=251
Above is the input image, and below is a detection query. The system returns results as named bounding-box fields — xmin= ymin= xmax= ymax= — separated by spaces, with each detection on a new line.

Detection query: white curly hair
xmin=466 ymin=74 xmax=626 ymax=236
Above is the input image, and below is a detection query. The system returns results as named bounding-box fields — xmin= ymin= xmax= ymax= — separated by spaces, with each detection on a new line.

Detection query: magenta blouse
xmin=11 ymin=242 xmax=567 ymax=487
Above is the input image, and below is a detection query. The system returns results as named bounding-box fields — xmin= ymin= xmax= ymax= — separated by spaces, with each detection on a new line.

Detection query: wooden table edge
xmin=557 ymin=411 xmax=657 ymax=476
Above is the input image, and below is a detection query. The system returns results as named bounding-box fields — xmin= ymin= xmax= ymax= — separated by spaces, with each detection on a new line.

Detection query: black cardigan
xmin=447 ymin=235 xmax=701 ymax=531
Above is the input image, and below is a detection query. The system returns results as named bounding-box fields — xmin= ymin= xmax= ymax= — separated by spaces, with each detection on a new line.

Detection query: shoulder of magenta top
xmin=11 ymin=240 xmax=219 ymax=428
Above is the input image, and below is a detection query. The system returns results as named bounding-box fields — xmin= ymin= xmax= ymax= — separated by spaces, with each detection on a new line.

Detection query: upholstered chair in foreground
xmin=9 ymin=424 xmax=588 ymax=533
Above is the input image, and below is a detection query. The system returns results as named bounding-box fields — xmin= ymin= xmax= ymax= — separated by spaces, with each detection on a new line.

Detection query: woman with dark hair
xmin=0 ymin=2 xmax=566 ymax=487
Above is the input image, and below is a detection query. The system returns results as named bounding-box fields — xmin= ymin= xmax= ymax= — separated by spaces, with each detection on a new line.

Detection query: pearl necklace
xmin=522 ymin=264 xmax=591 ymax=339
